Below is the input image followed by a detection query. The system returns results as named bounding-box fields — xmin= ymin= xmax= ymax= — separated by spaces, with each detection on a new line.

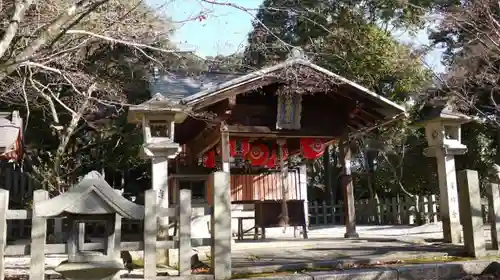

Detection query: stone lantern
xmin=34 ymin=171 xmax=144 ymax=280
xmin=420 ymin=101 xmax=471 ymax=244
xmin=128 ymin=94 xmax=185 ymax=226
xmin=129 ymin=95 xmax=181 ymax=159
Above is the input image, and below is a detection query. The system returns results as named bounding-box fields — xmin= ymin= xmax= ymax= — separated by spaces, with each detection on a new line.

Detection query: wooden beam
xmin=186 ymin=126 xmax=221 ymax=162
xmin=220 ymin=123 xmax=230 ymax=172
xmin=204 ymin=99 xmax=235 ymax=124
xmin=192 ymin=77 xmax=276 ymax=111
xmin=226 ymin=125 xmax=342 ymax=138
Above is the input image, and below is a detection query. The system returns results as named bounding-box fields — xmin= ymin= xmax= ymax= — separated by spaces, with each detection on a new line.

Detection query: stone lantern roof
xmin=35 ymin=171 xmax=144 ymax=219
xmin=419 ymin=100 xmax=472 ymax=124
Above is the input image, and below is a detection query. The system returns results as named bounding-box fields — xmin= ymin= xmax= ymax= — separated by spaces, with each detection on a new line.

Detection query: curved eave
xmin=35 ymin=179 xmax=145 ymax=220
xmin=128 ymin=95 xmax=189 ymax=124
xmin=179 ymin=58 xmax=405 ymax=119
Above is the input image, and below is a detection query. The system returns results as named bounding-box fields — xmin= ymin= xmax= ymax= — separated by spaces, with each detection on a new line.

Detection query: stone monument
xmin=34 ymin=171 xmax=145 ymax=280
xmin=420 ymin=101 xmax=471 ymax=243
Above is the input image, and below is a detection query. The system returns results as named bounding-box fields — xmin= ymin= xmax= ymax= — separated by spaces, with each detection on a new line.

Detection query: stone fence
xmin=0 ymin=171 xmax=232 ymax=280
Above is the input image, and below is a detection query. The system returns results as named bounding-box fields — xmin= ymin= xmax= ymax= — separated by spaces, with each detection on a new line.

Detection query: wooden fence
xmin=0 ymin=186 xmax=228 ymax=280
xmin=309 ymin=195 xmax=496 ymax=226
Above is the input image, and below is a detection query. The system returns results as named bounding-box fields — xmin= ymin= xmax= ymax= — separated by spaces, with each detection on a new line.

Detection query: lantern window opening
xmin=444 ymin=125 xmax=460 ymax=142
xmin=149 ymin=119 xmax=171 ymax=138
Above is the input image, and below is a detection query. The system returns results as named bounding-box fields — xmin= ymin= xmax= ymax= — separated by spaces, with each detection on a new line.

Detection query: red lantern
xmin=247 ymin=143 xmax=270 ymax=166
xmin=202 ymin=150 xmax=216 ymax=168
xmin=0 ymin=118 xmax=23 ymax=162
xmin=265 ymin=144 xmax=288 ymax=168
xmin=229 ymin=138 xmax=250 ymax=157
xmin=300 ymin=138 xmax=325 ymax=160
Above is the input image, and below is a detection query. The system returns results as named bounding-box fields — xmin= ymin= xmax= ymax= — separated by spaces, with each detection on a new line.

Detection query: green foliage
xmin=242 ymin=0 xmax=436 ymax=199
xmin=428 ymin=0 xmax=500 ymax=189
xmin=316 ymin=24 xmax=431 ymax=101
xmin=244 ymin=0 xmax=433 ymax=102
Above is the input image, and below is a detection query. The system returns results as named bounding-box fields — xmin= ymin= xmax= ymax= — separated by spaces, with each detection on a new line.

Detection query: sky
xmin=151 ymin=0 xmax=446 ymax=73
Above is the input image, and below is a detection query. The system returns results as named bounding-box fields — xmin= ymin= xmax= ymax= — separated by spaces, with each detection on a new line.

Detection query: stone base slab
xmin=233 ymin=260 xmax=495 ymax=280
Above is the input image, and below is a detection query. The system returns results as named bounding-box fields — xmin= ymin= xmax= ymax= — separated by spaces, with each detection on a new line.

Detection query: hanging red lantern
xmin=265 ymin=144 xmax=288 ymax=168
xmin=202 ymin=150 xmax=216 ymax=168
xmin=229 ymin=138 xmax=250 ymax=157
xmin=0 ymin=115 xmax=23 ymax=162
xmin=247 ymin=143 xmax=270 ymax=166
xmin=300 ymin=138 xmax=325 ymax=160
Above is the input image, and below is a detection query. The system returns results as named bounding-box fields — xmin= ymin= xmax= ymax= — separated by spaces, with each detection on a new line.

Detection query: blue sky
xmin=151 ymin=0 xmax=445 ymax=72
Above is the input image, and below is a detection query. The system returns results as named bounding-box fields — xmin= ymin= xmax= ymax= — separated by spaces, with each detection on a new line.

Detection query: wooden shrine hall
xmin=128 ymin=49 xmax=406 ymax=239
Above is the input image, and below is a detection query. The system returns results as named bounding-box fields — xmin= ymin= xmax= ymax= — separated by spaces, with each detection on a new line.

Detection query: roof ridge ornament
xmin=287 ymin=47 xmax=307 ymax=61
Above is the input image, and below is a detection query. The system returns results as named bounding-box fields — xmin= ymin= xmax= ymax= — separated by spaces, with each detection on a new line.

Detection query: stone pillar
xmin=488 ymin=183 xmax=500 ymax=250
xmin=211 ymin=171 xmax=232 ymax=279
xmin=152 ymin=156 xmax=169 ymax=227
xmin=436 ymin=149 xmax=461 ymax=244
xmin=150 ymin=152 xmax=176 ymax=267
xmin=457 ymin=170 xmax=485 ymax=257
xmin=340 ymin=139 xmax=358 ymax=238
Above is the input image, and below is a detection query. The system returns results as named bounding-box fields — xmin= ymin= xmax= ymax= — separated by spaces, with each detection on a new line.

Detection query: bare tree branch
xmin=0 ymin=0 xmax=32 ymax=59
xmin=65 ymin=29 xmax=186 ymax=54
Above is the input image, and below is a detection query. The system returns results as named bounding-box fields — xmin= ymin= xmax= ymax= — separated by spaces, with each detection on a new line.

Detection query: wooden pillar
xmin=339 ymin=139 xmax=359 ymax=238
xmin=220 ymin=123 xmax=230 ymax=173
xmin=323 ymin=145 xmax=333 ymax=204
xmin=278 ymin=139 xmax=289 ymax=226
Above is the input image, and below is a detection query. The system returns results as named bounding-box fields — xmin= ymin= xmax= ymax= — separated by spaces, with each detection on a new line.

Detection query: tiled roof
xmin=149 ymin=71 xmax=244 ymax=102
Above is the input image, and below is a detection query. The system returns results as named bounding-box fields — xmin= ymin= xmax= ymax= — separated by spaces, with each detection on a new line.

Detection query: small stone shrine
xmin=35 ymin=171 xmax=145 ymax=280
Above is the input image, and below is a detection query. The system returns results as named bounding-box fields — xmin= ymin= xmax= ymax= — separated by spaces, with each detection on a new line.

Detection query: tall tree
xmin=429 ymin=0 xmax=500 ymax=185
xmin=242 ymin=0 xmax=437 ymax=219
xmin=0 ymin=0 xmax=182 ymax=193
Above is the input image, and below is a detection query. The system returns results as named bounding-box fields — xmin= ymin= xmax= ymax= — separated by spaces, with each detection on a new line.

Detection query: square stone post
xmin=339 ymin=139 xmax=358 ymax=238
xmin=152 ymin=156 xmax=169 ymax=227
xmin=211 ymin=171 xmax=232 ymax=280
xmin=436 ymin=150 xmax=461 ymax=244
xmin=488 ymin=183 xmax=500 ymax=250
xmin=457 ymin=170 xmax=485 ymax=257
